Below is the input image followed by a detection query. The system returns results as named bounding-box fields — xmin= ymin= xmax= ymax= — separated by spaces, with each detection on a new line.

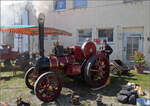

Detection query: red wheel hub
xmin=35 ymin=72 xmax=62 ymax=102
xmin=82 ymin=41 xmax=96 ymax=58
xmin=90 ymin=56 xmax=109 ymax=86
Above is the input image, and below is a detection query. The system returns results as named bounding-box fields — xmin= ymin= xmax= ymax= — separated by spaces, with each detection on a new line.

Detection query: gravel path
xmin=1 ymin=79 xmax=146 ymax=106
xmin=0 ymin=72 xmax=150 ymax=106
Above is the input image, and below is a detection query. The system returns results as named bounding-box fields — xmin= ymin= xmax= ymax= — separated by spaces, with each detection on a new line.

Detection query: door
xmin=122 ymin=32 xmax=144 ymax=65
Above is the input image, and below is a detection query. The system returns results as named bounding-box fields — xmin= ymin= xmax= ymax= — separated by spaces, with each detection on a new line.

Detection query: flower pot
xmin=140 ymin=66 xmax=144 ymax=73
xmin=134 ymin=65 xmax=144 ymax=74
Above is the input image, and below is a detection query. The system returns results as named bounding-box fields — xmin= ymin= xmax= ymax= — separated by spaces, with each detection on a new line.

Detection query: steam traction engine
xmin=24 ymin=13 xmax=110 ymax=102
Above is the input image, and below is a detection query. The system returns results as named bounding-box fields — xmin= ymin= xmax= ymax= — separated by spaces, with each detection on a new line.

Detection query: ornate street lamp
xmin=38 ymin=13 xmax=45 ymax=24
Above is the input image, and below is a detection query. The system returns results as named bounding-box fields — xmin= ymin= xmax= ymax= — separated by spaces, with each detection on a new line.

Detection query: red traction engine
xmin=25 ymin=41 xmax=110 ymax=102
xmin=0 ymin=45 xmax=18 ymax=60
xmin=24 ymin=13 xmax=110 ymax=102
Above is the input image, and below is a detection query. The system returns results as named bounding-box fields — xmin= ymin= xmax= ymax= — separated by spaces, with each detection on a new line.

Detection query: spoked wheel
xmin=34 ymin=72 xmax=62 ymax=102
xmin=25 ymin=67 xmax=38 ymax=89
xmin=84 ymin=54 xmax=110 ymax=88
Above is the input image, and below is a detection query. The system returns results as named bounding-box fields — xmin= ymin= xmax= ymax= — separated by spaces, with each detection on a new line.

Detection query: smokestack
xmin=38 ymin=13 xmax=45 ymax=58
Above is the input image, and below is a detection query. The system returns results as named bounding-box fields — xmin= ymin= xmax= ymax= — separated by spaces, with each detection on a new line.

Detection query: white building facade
xmin=0 ymin=3 xmax=29 ymax=53
xmin=29 ymin=0 xmax=150 ymax=68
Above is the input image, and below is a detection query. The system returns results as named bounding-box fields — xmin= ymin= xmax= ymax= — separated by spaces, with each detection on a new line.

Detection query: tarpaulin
xmin=0 ymin=25 xmax=72 ymax=36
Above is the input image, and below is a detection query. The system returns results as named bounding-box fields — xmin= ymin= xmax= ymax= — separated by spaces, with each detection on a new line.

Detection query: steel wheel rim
xmin=28 ymin=70 xmax=35 ymax=86
xmin=36 ymin=74 xmax=61 ymax=101
xmin=89 ymin=56 xmax=109 ymax=86
xmin=25 ymin=67 xmax=38 ymax=89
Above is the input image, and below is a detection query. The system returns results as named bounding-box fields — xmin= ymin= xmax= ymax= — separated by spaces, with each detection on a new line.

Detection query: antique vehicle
xmin=0 ymin=44 xmax=18 ymax=61
xmin=0 ymin=44 xmax=18 ymax=68
xmin=24 ymin=42 xmax=109 ymax=102
xmin=0 ymin=13 xmax=110 ymax=102
xmin=24 ymin=13 xmax=110 ymax=102
xmin=110 ymin=59 xmax=130 ymax=75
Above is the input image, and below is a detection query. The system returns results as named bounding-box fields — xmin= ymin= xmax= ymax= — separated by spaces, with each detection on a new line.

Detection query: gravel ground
xmin=0 ymin=71 xmax=150 ymax=106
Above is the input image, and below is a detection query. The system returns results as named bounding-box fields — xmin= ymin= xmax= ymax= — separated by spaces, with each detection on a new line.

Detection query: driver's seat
xmin=52 ymin=45 xmax=64 ymax=57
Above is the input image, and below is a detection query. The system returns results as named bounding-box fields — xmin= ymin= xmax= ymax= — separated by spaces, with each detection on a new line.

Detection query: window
xmin=55 ymin=0 xmax=66 ymax=10
xmin=74 ymin=0 xmax=87 ymax=8
xmin=78 ymin=29 xmax=92 ymax=43
xmin=44 ymin=35 xmax=56 ymax=40
xmin=44 ymin=35 xmax=48 ymax=40
xmin=98 ymin=29 xmax=113 ymax=42
xmin=51 ymin=35 xmax=59 ymax=40
xmin=123 ymin=0 xmax=139 ymax=3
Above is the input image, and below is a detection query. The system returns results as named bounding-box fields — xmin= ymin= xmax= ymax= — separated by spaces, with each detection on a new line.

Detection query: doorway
xmin=122 ymin=32 xmax=144 ymax=65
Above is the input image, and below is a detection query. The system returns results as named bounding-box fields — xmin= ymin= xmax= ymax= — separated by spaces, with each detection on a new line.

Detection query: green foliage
xmin=132 ymin=51 xmax=146 ymax=66
xmin=0 ymin=62 xmax=5 ymax=68
xmin=80 ymin=101 xmax=88 ymax=106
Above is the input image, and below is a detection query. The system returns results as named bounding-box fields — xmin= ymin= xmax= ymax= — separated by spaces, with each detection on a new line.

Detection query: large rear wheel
xmin=84 ymin=54 xmax=110 ymax=88
xmin=34 ymin=72 xmax=62 ymax=102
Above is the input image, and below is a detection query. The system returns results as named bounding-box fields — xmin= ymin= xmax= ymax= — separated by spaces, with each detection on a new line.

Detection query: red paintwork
xmin=0 ymin=45 xmax=18 ymax=60
xmin=96 ymin=51 xmax=107 ymax=56
xmin=50 ymin=56 xmax=59 ymax=69
xmin=0 ymin=26 xmax=72 ymax=36
xmin=93 ymin=38 xmax=100 ymax=43
xmin=69 ymin=46 xmax=84 ymax=60
xmin=49 ymin=55 xmax=75 ymax=70
xmin=0 ymin=52 xmax=18 ymax=60
xmin=48 ymin=45 xmax=106 ymax=76
xmin=91 ymin=55 xmax=109 ymax=87
xmin=65 ymin=64 xmax=81 ymax=75
xmin=24 ymin=41 xmax=111 ymax=102
xmin=36 ymin=73 xmax=62 ymax=102
xmin=82 ymin=41 xmax=96 ymax=58
xmin=66 ymin=55 xmax=75 ymax=63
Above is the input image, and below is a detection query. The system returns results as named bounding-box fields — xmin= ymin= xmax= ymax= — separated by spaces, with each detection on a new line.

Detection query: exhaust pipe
xmin=38 ymin=13 xmax=45 ymax=58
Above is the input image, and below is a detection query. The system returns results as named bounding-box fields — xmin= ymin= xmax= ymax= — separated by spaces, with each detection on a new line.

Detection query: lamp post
xmin=38 ymin=13 xmax=45 ymax=58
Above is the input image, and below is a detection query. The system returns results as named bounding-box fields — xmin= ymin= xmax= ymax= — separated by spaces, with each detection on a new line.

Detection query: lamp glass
xmin=38 ymin=13 xmax=45 ymax=23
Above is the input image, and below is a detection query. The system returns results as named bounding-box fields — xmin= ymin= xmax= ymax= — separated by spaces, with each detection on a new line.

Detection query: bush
xmin=133 ymin=51 xmax=146 ymax=67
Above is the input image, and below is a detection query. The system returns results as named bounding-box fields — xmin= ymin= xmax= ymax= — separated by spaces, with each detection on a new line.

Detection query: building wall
xmin=0 ymin=32 xmax=14 ymax=47
xmin=29 ymin=0 xmax=150 ymax=68
xmin=21 ymin=9 xmax=29 ymax=52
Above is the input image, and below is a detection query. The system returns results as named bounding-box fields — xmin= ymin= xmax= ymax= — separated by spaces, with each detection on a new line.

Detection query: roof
xmin=0 ymin=25 xmax=72 ymax=36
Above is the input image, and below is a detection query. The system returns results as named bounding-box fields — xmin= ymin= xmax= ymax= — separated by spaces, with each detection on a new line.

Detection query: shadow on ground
xmin=33 ymin=73 xmax=138 ymax=105
xmin=1 ymin=69 xmax=139 ymax=105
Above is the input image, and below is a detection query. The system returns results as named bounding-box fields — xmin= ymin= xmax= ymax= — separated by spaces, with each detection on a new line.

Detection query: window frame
xmin=78 ymin=28 xmax=92 ymax=44
xmin=73 ymin=0 xmax=87 ymax=8
xmin=97 ymin=28 xmax=114 ymax=43
xmin=44 ymin=35 xmax=53 ymax=40
xmin=55 ymin=0 xmax=66 ymax=11
xmin=51 ymin=35 xmax=59 ymax=40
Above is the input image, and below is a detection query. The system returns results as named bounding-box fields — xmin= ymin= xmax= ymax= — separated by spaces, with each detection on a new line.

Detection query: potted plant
xmin=133 ymin=51 xmax=146 ymax=73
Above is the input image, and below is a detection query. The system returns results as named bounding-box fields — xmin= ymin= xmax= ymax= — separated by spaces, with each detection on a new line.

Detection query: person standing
xmin=100 ymin=40 xmax=113 ymax=60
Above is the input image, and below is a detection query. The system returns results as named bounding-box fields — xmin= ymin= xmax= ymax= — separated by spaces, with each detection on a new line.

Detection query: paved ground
xmin=144 ymin=70 xmax=150 ymax=74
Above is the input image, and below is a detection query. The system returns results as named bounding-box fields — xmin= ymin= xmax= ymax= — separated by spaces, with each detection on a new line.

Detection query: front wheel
xmin=24 ymin=67 xmax=38 ymax=89
xmin=34 ymin=72 xmax=62 ymax=102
